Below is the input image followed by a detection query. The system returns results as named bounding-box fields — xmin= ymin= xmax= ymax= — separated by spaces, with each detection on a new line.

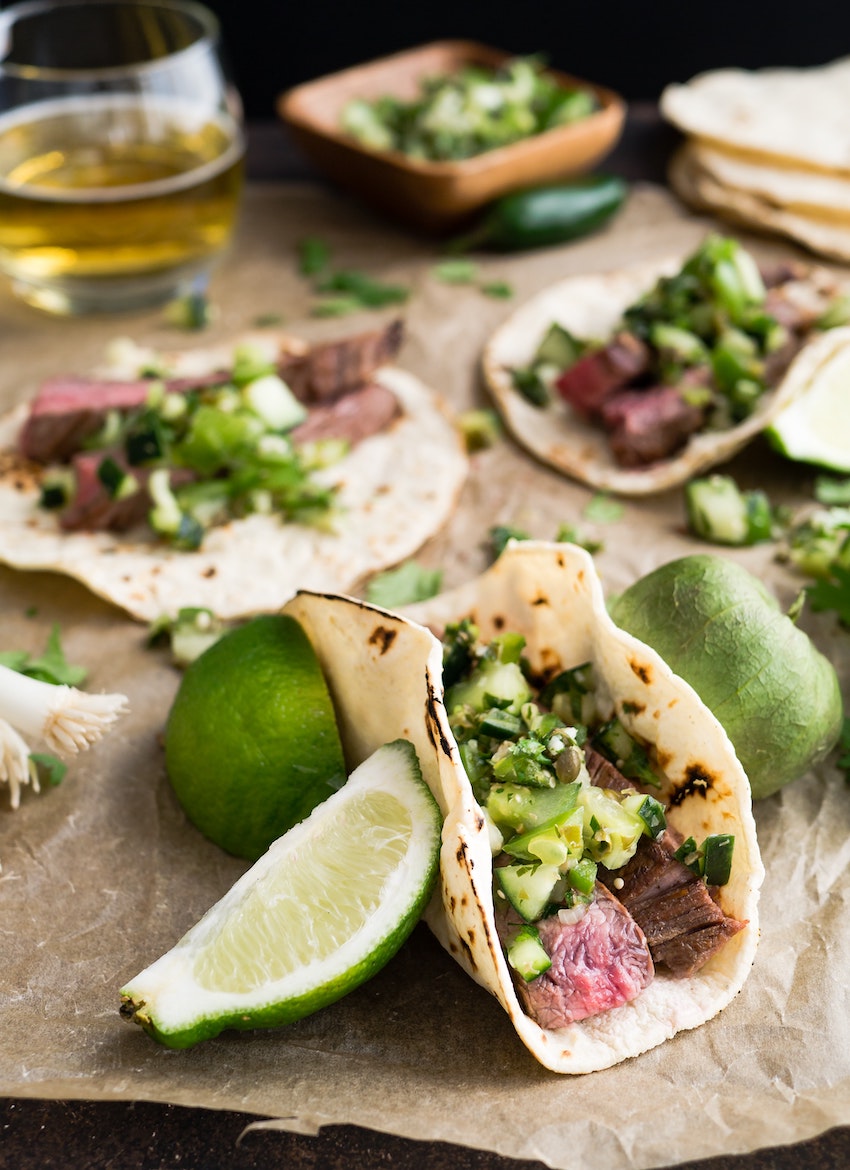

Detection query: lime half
xmin=164 ymin=614 xmax=346 ymax=861
xmin=767 ymin=337 xmax=850 ymax=472
xmin=120 ymin=740 xmax=441 ymax=1048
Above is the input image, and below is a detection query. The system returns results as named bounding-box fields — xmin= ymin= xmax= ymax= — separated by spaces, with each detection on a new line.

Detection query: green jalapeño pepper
xmin=451 ymin=174 xmax=628 ymax=253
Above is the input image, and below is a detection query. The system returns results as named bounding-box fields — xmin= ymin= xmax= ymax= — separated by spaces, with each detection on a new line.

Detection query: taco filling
xmin=20 ymin=319 xmax=404 ymax=549
xmin=441 ymin=618 xmax=744 ymax=1027
xmin=509 ymin=235 xmax=847 ymax=468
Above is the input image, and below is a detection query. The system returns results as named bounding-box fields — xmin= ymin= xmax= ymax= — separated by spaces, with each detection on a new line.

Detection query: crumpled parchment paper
xmin=1 ymin=181 xmax=848 ymax=1170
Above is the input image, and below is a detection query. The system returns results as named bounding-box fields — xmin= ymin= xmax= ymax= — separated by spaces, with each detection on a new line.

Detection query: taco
xmin=482 ymin=233 xmax=849 ymax=494
xmin=286 ymin=542 xmax=763 ymax=1073
xmin=0 ymin=320 xmax=467 ymax=621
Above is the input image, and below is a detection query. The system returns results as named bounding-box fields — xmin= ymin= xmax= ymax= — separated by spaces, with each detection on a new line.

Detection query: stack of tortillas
xmin=661 ymin=57 xmax=850 ymax=262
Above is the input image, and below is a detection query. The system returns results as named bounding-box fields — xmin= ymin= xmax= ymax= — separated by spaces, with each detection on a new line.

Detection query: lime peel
xmin=164 ymin=613 xmax=347 ymax=861
xmin=120 ymin=740 xmax=441 ymax=1048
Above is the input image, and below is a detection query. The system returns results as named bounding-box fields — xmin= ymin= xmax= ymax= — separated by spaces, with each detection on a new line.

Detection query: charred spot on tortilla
xmin=629 ymin=657 xmax=652 ymax=685
xmin=531 ymin=594 xmax=549 ymax=607
xmin=669 ymin=764 xmax=716 ymax=805
xmin=656 ymin=747 xmax=674 ymax=773
xmin=426 ymin=679 xmax=454 ymax=757
xmin=457 ymin=934 xmax=477 ymax=970
xmin=620 ymin=699 xmax=645 ymax=716
xmin=492 ymin=613 xmax=506 ymax=630
xmin=368 ymin=625 xmax=397 ymax=655
xmin=202 ymin=566 xmax=217 ymax=579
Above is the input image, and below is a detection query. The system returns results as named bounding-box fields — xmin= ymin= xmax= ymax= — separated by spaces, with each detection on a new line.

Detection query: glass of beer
xmin=0 ymin=0 xmax=245 ymax=314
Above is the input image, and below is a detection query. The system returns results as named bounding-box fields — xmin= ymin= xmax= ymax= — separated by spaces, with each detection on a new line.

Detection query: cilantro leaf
xmin=298 ymin=236 xmax=331 ymax=277
xmin=432 ymin=259 xmax=478 ymax=284
xmin=315 ymin=269 xmax=409 ymax=308
xmin=814 ymin=477 xmax=850 ymax=506
xmin=366 ymin=561 xmax=443 ymax=608
xmin=807 ymin=566 xmax=850 ymax=627
xmin=29 ymin=753 xmax=68 ymax=787
xmin=489 ymin=525 xmax=530 ymax=560
xmin=8 ymin=624 xmax=87 ymax=686
xmin=480 ymin=280 xmax=514 ymax=299
xmin=583 ymin=493 xmax=625 ymax=524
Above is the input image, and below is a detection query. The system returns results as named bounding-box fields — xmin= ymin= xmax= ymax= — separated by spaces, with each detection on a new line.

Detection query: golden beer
xmin=0 ymin=95 xmax=244 ymax=309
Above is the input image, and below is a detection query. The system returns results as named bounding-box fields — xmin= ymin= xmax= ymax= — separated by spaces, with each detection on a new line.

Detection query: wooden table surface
xmin=3 ymin=109 xmax=849 ymax=1170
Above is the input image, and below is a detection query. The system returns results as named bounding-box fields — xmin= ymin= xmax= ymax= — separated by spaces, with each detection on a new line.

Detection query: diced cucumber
xmin=592 ymin=719 xmax=659 ymax=788
xmin=506 ymin=924 xmax=552 ymax=982
xmin=621 ymin=791 xmax=667 ymax=839
xmin=39 ymin=468 xmax=74 ymax=509
xmin=567 ymin=856 xmax=597 ymax=896
xmin=446 ymin=659 xmax=531 ymax=716
xmin=242 ymin=374 xmax=308 ymax=432
xmin=578 ymin=785 xmax=645 ymax=870
xmin=649 ymin=322 xmax=708 ymax=364
xmin=511 ymin=365 xmax=550 ymax=407
xmin=539 ymin=662 xmax=596 ymax=725
xmin=486 ymin=780 xmax=580 ymax=835
xmin=703 ymin=833 xmax=735 ymax=886
xmin=479 ymin=708 xmax=523 ymax=740
xmin=534 ymin=322 xmax=584 ymax=369
xmin=501 ymin=808 xmax=584 ymax=866
xmin=685 ymin=475 xmax=774 ymax=547
xmin=495 ymin=862 xmax=560 ymax=922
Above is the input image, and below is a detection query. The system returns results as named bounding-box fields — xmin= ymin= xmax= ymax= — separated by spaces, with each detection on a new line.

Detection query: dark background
xmin=204 ymin=0 xmax=850 ymax=118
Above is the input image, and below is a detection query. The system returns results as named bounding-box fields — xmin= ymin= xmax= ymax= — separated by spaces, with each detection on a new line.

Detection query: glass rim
xmin=0 ymin=0 xmax=220 ymax=82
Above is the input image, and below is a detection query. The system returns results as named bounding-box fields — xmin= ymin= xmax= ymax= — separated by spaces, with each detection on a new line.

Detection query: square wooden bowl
xmin=277 ymin=40 xmax=626 ymax=233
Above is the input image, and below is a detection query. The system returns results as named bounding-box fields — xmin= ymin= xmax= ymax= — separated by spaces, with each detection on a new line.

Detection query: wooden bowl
xmin=277 ymin=40 xmax=626 ymax=233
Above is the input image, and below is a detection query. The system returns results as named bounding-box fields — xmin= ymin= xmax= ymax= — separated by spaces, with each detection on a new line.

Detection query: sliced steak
xmin=555 ymin=332 xmax=651 ymax=420
xmin=599 ymin=837 xmax=746 ymax=978
xmin=21 ymin=321 xmax=406 ymax=464
xmin=18 ymin=370 xmax=236 ymax=464
xmin=59 ymin=450 xmax=149 ymax=532
xmin=289 ymin=382 xmax=401 ymax=446
xmin=279 ymin=319 xmax=405 ymax=403
xmin=499 ymin=884 xmax=654 ymax=1029
xmin=759 ymin=260 xmax=809 ymax=288
xmin=20 ymin=377 xmax=156 ymax=464
xmin=59 ymin=452 xmax=194 ymax=533
xmin=601 ymin=385 xmax=706 ymax=467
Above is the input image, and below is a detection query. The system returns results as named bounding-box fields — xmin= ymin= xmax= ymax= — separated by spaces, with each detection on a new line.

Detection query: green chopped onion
xmin=432 ymin=259 xmax=478 ymax=284
xmin=297 ymin=236 xmax=331 ymax=277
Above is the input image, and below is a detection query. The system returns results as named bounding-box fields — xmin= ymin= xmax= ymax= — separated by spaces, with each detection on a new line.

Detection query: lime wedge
xmin=767 ymin=339 xmax=850 ymax=472
xmin=120 ymin=740 xmax=441 ymax=1048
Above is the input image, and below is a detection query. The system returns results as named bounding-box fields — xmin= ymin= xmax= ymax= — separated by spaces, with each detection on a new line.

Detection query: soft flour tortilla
xmin=287 ymin=542 xmax=764 ymax=1074
xmin=670 ymin=144 xmax=850 ymax=263
xmin=0 ymin=334 xmax=468 ymax=622
xmin=660 ymin=57 xmax=850 ymax=174
xmin=686 ymin=141 xmax=850 ymax=220
xmin=482 ymin=254 xmax=846 ymax=494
